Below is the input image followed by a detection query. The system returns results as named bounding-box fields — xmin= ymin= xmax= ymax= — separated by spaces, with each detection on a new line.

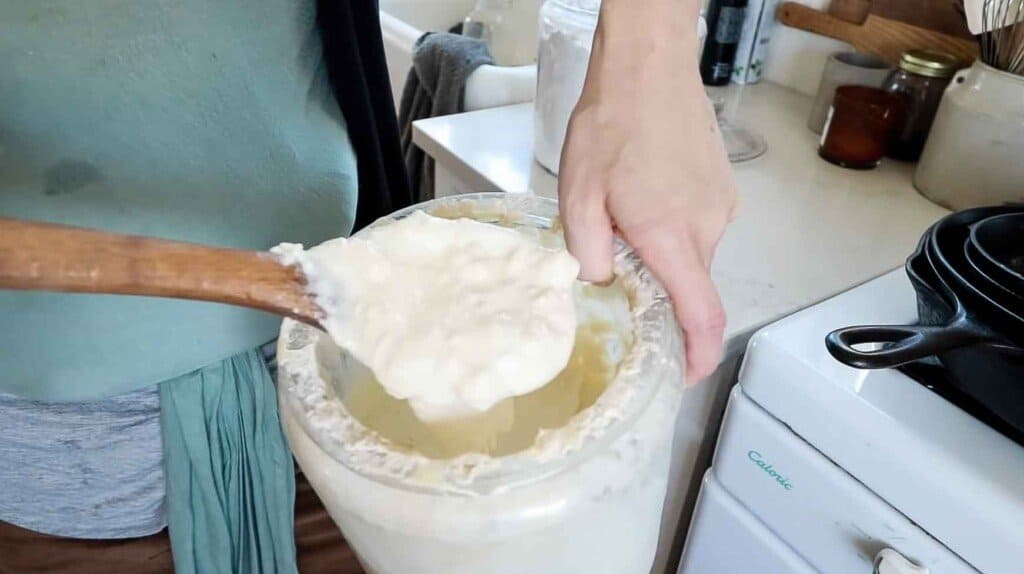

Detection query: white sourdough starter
xmin=273 ymin=211 xmax=580 ymax=423
xmin=277 ymin=195 xmax=684 ymax=574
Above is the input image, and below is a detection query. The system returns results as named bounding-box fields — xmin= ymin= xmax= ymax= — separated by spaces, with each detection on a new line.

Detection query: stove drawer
xmin=709 ymin=386 xmax=978 ymax=574
xmin=678 ymin=473 xmax=816 ymax=574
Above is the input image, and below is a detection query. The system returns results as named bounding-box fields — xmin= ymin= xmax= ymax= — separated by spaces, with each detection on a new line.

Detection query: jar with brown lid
xmin=883 ymin=49 xmax=960 ymax=161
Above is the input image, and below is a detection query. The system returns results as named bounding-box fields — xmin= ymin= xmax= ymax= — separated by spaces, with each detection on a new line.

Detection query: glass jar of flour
xmin=533 ymin=0 xmax=601 ymax=175
xmin=277 ymin=193 xmax=684 ymax=574
xmin=533 ymin=2 xmax=707 ymax=175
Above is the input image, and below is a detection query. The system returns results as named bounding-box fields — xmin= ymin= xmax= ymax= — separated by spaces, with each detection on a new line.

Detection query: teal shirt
xmin=0 ymin=1 xmax=358 ymax=400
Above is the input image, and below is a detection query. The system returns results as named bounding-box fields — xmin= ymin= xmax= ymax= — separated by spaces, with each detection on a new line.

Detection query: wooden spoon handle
xmin=0 ymin=217 xmax=322 ymax=326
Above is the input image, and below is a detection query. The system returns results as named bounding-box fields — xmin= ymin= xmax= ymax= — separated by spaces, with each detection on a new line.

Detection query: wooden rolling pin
xmin=0 ymin=217 xmax=323 ymax=326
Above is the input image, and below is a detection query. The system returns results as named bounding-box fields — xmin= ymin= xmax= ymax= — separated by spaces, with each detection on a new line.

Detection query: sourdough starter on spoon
xmin=273 ymin=210 xmax=582 ymax=424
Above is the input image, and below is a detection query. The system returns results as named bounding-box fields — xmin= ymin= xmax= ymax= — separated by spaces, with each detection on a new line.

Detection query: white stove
xmin=678 ymin=270 xmax=1024 ymax=574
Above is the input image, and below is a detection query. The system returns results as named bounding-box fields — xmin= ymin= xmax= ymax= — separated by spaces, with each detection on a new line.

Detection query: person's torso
xmin=0 ymin=387 xmax=166 ymax=538
xmin=0 ymin=0 xmax=359 ymax=399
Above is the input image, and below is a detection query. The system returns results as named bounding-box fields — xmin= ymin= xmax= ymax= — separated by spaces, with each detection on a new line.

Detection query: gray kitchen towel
xmin=399 ymin=33 xmax=494 ymax=203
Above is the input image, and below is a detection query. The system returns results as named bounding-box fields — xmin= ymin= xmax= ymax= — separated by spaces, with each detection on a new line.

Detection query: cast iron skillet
xmin=970 ymin=213 xmax=1024 ymax=296
xmin=825 ymin=206 xmax=1024 ymax=369
xmin=928 ymin=206 xmax=1024 ymax=341
xmin=824 ymin=233 xmax=1009 ymax=370
xmin=826 ymin=206 xmax=1024 ymax=437
xmin=965 ymin=237 xmax=1024 ymax=311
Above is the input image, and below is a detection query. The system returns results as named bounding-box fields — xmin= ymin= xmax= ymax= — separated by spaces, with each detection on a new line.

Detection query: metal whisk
xmin=979 ymin=0 xmax=1024 ymax=75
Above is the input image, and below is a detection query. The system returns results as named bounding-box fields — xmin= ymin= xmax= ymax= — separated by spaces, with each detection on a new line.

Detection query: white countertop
xmin=413 ymin=82 xmax=950 ymax=351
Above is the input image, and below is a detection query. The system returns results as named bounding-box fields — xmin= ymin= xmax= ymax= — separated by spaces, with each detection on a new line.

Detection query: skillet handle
xmin=826 ymin=323 xmax=985 ymax=369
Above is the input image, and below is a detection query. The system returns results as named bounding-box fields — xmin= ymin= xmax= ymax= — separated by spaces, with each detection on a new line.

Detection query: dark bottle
xmin=883 ymin=50 xmax=959 ymax=162
xmin=700 ymin=0 xmax=749 ymax=86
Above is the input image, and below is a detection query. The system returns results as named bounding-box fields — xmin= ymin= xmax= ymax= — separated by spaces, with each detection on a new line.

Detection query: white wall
xmin=761 ymin=0 xmax=854 ymax=96
xmin=378 ymin=0 xmax=477 ymax=32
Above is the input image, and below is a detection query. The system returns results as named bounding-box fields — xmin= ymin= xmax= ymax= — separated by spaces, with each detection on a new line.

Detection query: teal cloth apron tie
xmin=160 ymin=349 xmax=298 ymax=574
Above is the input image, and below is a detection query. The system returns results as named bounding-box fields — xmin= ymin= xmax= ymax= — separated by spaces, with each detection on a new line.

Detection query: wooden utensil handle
xmin=778 ymin=2 xmax=860 ymax=44
xmin=828 ymin=0 xmax=872 ymax=25
xmin=777 ymin=1 xmax=978 ymax=64
xmin=0 ymin=217 xmax=321 ymax=324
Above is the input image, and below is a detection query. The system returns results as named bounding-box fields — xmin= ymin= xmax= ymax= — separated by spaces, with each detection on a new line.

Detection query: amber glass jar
xmin=819 ymin=86 xmax=906 ymax=169
xmin=883 ymin=50 xmax=960 ymax=161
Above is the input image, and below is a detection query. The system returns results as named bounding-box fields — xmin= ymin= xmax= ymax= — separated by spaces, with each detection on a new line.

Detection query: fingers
xmin=674 ymin=264 xmax=727 ymax=383
xmin=631 ymin=228 xmax=727 ymax=384
xmin=560 ymin=193 xmax=615 ymax=283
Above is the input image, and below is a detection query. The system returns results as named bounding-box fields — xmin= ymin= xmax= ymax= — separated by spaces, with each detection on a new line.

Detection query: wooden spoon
xmin=0 ymin=217 xmax=323 ymax=327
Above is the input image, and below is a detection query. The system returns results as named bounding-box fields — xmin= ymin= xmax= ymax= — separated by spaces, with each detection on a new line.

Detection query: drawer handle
xmin=873 ymin=548 xmax=929 ymax=574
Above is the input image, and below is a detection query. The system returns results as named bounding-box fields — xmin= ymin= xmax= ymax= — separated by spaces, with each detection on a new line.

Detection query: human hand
xmin=557 ymin=2 xmax=738 ymax=383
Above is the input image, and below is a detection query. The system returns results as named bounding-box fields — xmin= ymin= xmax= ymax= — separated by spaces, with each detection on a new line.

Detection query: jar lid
xmin=898 ymin=49 xmax=960 ymax=78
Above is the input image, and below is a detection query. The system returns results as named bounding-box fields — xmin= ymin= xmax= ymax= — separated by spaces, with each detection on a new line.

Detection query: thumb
xmin=560 ymin=196 xmax=615 ymax=283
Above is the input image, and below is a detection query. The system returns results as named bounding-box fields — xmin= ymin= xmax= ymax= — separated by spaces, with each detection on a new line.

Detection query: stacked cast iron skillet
xmin=826 ymin=205 xmax=1024 ymax=439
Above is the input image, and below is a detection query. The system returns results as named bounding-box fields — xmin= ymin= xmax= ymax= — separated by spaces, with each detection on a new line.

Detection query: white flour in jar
xmin=533 ymin=0 xmax=599 ymax=174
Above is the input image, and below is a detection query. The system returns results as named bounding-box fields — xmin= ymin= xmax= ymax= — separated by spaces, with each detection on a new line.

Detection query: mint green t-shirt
xmin=0 ymin=1 xmax=358 ymax=400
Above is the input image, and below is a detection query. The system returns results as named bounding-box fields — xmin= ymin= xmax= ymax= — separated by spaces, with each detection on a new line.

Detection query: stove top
xmin=738 ymin=269 xmax=1024 ymax=574
xmin=899 ymin=360 xmax=1024 ymax=447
